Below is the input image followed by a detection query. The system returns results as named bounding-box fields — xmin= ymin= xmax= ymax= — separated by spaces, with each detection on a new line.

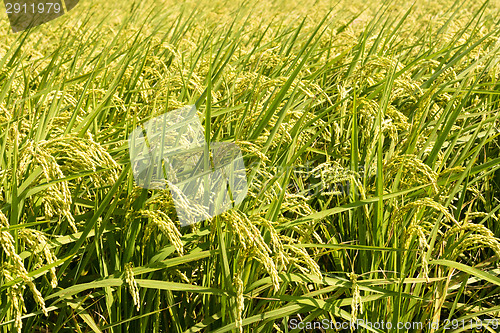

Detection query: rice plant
xmin=0 ymin=0 xmax=499 ymax=332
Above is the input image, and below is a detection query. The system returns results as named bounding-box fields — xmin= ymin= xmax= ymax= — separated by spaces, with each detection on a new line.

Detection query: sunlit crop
xmin=0 ymin=0 xmax=499 ymax=332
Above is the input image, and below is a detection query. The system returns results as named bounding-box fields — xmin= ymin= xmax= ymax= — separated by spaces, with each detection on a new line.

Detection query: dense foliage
xmin=1 ymin=0 xmax=499 ymax=332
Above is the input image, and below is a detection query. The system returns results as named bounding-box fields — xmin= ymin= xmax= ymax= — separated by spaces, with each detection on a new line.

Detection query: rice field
xmin=0 ymin=0 xmax=500 ymax=332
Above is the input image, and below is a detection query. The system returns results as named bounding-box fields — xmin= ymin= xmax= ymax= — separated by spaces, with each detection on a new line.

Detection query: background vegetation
xmin=1 ymin=0 xmax=499 ymax=331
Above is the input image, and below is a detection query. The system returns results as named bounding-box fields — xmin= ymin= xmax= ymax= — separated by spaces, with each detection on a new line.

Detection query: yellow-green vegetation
xmin=1 ymin=0 xmax=500 ymax=331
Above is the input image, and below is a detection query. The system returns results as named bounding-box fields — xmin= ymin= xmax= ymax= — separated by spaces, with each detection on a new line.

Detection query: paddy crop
xmin=0 ymin=0 xmax=499 ymax=332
